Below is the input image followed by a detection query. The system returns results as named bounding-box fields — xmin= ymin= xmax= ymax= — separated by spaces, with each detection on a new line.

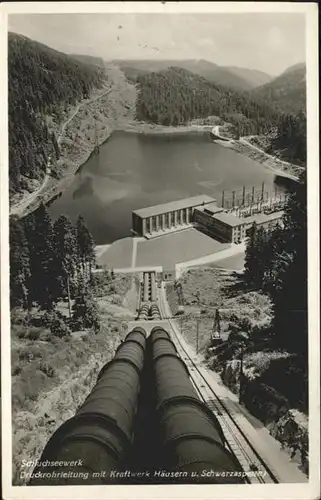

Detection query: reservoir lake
xmin=48 ymin=131 xmax=286 ymax=244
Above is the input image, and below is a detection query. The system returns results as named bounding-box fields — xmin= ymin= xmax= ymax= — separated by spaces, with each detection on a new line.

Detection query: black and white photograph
xmin=0 ymin=2 xmax=319 ymax=499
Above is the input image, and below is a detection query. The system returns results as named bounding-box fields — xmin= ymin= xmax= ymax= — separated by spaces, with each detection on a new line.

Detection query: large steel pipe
xmin=138 ymin=303 xmax=149 ymax=320
xmin=150 ymin=326 xmax=170 ymax=341
xmin=150 ymin=272 xmax=156 ymax=302
xmin=143 ymin=273 xmax=149 ymax=302
xmin=149 ymin=327 xmax=244 ymax=483
xmin=150 ymin=303 xmax=161 ymax=320
xmin=29 ymin=327 xmax=147 ymax=485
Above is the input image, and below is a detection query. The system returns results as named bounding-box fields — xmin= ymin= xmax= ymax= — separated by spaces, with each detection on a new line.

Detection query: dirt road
xmin=10 ymin=86 xmax=112 ymax=218
xmin=239 ymin=135 xmax=303 ymax=181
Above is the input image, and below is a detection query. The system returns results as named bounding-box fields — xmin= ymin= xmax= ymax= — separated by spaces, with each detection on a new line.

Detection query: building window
xmin=152 ymin=216 xmax=157 ymax=232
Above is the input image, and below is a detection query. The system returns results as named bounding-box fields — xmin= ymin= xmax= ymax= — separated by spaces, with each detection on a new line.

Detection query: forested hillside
xmin=10 ymin=204 xmax=97 ymax=319
xmin=246 ymin=63 xmax=306 ymax=165
xmin=8 ymin=33 xmax=106 ymax=197
xmin=244 ymin=169 xmax=307 ymax=358
xmin=135 ymin=66 xmax=306 ymax=165
xmin=250 ymin=63 xmax=306 ymax=115
xmin=70 ymin=54 xmax=105 ymax=68
xmin=135 ymin=67 xmax=280 ymax=133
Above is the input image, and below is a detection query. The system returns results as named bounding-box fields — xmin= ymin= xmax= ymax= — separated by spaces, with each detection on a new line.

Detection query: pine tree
xmin=23 ymin=212 xmax=37 ymax=308
xmin=53 ymin=215 xmax=77 ymax=317
xmin=244 ymin=222 xmax=258 ymax=286
xmin=9 ymin=216 xmax=31 ymax=308
xmin=261 ymin=222 xmax=288 ymax=296
xmin=244 ymin=223 xmax=270 ymax=289
xmin=72 ymin=282 xmax=100 ymax=333
xmin=254 ymin=226 xmax=269 ymax=288
xmin=51 ymin=132 xmax=60 ymax=160
xmin=76 ymin=216 xmax=96 ymax=278
xmin=25 ymin=204 xmax=61 ymax=309
xmin=272 ymin=171 xmax=307 ymax=356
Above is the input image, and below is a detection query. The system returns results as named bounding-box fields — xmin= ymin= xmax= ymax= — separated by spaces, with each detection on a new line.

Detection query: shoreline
xmin=231 ymin=138 xmax=301 ymax=182
xmin=9 ymin=121 xmax=215 ymax=218
xmin=10 ymin=120 xmax=213 ymax=218
xmin=211 ymin=125 xmax=302 ymax=182
xmin=10 ymin=114 xmax=301 ymax=219
xmin=10 ymin=84 xmax=114 ymax=218
xmin=116 ymin=122 xmax=213 ymax=135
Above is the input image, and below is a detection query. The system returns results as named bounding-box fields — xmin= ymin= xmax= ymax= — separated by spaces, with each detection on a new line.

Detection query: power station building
xmin=194 ymin=203 xmax=246 ymax=244
xmin=132 ymin=195 xmax=284 ymax=244
xmin=132 ymin=195 xmax=216 ymax=238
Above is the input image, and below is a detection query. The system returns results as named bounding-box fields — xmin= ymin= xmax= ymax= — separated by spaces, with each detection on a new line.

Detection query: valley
xmin=9 ymin=51 xmax=305 ymax=219
xmin=7 ymin=24 xmax=310 ymax=490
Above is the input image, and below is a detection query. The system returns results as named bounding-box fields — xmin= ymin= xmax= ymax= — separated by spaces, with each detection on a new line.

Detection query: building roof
xmin=213 ymin=212 xmax=245 ymax=227
xmin=244 ymin=211 xmax=284 ymax=226
xmin=203 ymin=202 xmax=224 ymax=215
xmin=133 ymin=195 xmax=216 ymax=218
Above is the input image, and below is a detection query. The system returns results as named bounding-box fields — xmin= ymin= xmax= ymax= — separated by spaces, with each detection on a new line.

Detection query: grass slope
xmin=11 ymin=273 xmax=134 ymax=485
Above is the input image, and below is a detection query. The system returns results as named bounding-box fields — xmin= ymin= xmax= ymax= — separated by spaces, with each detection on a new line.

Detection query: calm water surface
xmin=48 ymin=131 xmax=285 ymax=244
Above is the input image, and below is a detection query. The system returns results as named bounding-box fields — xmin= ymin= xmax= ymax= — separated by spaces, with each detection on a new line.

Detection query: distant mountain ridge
xmin=283 ymin=62 xmax=305 ymax=74
xmin=224 ymin=66 xmax=272 ymax=88
xmin=250 ymin=62 xmax=306 ymax=115
xmin=134 ymin=66 xmax=306 ymax=165
xmin=114 ymin=58 xmax=272 ymax=91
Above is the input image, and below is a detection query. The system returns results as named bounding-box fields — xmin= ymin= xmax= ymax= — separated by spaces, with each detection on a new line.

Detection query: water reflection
xmin=72 ymin=177 xmax=94 ymax=200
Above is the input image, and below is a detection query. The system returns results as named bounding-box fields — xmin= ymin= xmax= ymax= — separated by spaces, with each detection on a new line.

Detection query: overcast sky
xmin=8 ymin=13 xmax=305 ymax=76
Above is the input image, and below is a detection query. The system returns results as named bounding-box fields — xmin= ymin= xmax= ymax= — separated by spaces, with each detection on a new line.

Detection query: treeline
xmin=244 ymin=170 xmax=307 ymax=357
xmin=135 ymin=67 xmax=279 ymax=134
xmin=250 ymin=63 xmax=306 ymax=116
xmin=10 ymin=205 xmax=99 ymax=335
xmin=8 ymin=32 xmax=105 ymax=196
xmin=134 ymin=67 xmax=306 ymax=165
xmin=269 ymin=112 xmax=306 ymax=165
